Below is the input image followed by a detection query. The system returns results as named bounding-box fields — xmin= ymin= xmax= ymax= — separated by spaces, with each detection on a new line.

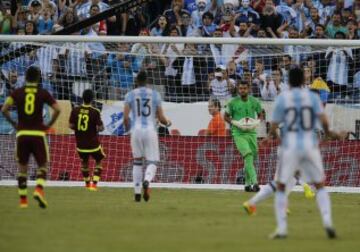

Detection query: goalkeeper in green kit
xmin=224 ymin=81 xmax=264 ymax=192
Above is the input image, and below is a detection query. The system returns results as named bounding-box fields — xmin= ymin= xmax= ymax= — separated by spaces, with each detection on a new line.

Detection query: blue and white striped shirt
xmin=271 ymin=88 xmax=324 ymax=150
xmin=125 ymin=87 xmax=162 ymax=131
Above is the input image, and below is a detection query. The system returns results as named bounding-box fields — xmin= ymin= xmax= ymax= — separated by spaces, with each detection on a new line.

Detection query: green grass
xmin=0 ymin=187 xmax=359 ymax=252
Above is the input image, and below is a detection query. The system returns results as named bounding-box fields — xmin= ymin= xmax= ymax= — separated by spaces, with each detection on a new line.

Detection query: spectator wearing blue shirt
xmin=198 ymin=11 xmax=217 ymax=37
xmin=37 ymin=8 xmax=54 ymax=34
xmin=235 ymin=0 xmax=260 ymax=26
xmin=107 ymin=49 xmax=136 ymax=99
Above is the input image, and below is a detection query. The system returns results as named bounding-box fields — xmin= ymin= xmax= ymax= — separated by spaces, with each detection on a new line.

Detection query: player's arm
xmin=319 ymin=113 xmax=342 ymax=140
xmin=123 ymin=103 xmax=131 ymax=132
xmin=224 ymin=112 xmax=232 ymax=125
xmin=1 ymin=97 xmax=17 ymax=129
xmin=156 ymin=106 xmax=171 ymax=127
xmin=68 ymin=109 xmax=76 ymax=130
xmin=97 ymin=112 xmax=105 ymax=132
xmin=267 ymin=122 xmax=280 ymax=139
xmin=257 ymin=109 xmax=265 ymax=121
xmin=46 ymin=102 xmax=61 ymax=129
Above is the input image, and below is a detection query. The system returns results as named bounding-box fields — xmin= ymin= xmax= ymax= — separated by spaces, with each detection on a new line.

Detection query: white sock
xmin=133 ymin=165 xmax=143 ymax=194
xmin=316 ymin=188 xmax=333 ymax=228
xmin=144 ymin=163 xmax=157 ymax=183
xmin=249 ymin=183 xmax=275 ymax=206
xmin=275 ymin=191 xmax=288 ymax=235
xmin=285 ymin=177 xmax=297 ymax=195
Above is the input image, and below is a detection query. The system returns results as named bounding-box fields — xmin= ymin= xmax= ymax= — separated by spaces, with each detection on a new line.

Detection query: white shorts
xmin=130 ymin=128 xmax=160 ymax=162
xmin=275 ymin=147 xmax=325 ymax=184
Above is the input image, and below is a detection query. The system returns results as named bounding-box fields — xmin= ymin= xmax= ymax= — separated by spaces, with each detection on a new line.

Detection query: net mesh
xmin=0 ymin=37 xmax=359 ymax=187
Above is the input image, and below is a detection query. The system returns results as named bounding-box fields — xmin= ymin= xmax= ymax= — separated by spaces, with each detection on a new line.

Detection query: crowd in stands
xmin=1 ymin=0 xmax=360 ymax=103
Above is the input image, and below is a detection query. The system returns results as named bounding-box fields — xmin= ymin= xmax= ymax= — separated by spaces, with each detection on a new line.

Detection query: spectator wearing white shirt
xmin=160 ymin=26 xmax=184 ymax=99
xmin=191 ymin=0 xmax=208 ymax=27
xmin=270 ymin=68 xmax=288 ymax=94
xmin=208 ymin=66 xmax=235 ymax=102
xmin=58 ymin=42 xmax=90 ymax=77
xmin=76 ymin=0 xmax=109 ymax=19
xmin=260 ymin=74 xmax=277 ymax=100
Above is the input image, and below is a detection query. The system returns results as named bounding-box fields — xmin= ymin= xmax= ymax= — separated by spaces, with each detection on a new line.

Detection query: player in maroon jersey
xmin=69 ymin=89 xmax=105 ymax=191
xmin=1 ymin=66 xmax=61 ymax=208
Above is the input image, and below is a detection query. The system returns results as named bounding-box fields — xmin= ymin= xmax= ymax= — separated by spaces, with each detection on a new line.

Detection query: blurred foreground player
xmin=266 ymin=66 xmax=338 ymax=239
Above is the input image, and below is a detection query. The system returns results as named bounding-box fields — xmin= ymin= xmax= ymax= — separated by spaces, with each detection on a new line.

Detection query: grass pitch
xmin=0 ymin=187 xmax=359 ymax=252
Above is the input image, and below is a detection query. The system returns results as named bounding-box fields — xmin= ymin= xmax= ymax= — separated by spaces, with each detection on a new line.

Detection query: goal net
xmin=0 ymin=35 xmax=359 ymax=192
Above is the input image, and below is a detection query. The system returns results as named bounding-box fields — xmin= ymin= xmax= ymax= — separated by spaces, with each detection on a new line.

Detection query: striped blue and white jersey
xmin=125 ymin=87 xmax=162 ymax=131
xmin=271 ymin=88 xmax=324 ymax=150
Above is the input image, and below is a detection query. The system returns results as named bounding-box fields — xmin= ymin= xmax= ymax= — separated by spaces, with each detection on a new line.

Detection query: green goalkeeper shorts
xmin=233 ymin=134 xmax=258 ymax=157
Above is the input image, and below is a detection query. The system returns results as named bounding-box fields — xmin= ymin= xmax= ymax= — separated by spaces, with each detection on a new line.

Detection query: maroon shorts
xmin=16 ymin=135 xmax=48 ymax=166
xmin=77 ymin=147 xmax=105 ymax=163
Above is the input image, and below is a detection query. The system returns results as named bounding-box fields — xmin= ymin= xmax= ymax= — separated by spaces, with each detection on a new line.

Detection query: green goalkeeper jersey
xmin=226 ymin=95 xmax=262 ymax=136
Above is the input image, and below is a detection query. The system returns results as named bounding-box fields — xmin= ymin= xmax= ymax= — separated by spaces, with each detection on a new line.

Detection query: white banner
xmin=99 ymin=101 xmax=360 ymax=137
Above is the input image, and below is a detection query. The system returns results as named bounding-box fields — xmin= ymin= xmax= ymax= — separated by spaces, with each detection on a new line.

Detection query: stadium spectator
xmin=198 ymin=11 xmax=217 ymax=37
xmin=172 ymin=43 xmax=208 ymax=97
xmin=191 ymin=0 xmax=208 ymax=27
xmin=260 ymin=2 xmax=282 ymax=37
xmin=280 ymin=54 xmax=292 ymax=87
xmin=37 ymin=7 xmax=54 ymax=34
xmin=325 ymin=31 xmax=353 ymax=98
xmin=235 ymin=0 xmax=260 ymax=26
xmin=107 ymin=43 xmax=135 ymax=100
xmin=271 ymin=68 xmax=287 ymax=93
xmin=150 ymin=15 xmax=170 ymax=36
xmin=260 ymin=74 xmax=277 ymax=100
xmin=179 ymin=11 xmax=198 ymax=36
xmin=0 ymin=4 xmax=12 ymax=34
xmin=160 ymin=25 xmax=184 ymax=99
xmin=208 ymin=66 xmax=235 ymax=102
xmin=24 ymin=20 xmax=38 ymax=34
xmin=76 ymin=0 xmax=110 ymax=20
xmin=163 ymin=0 xmax=190 ymax=26
xmin=347 ymin=20 xmax=359 ymax=40
xmin=131 ymin=28 xmax=157 ymax=71
xmin=309 ymin=23 xmax=327 ymax=39
xmin=326 ymin=12 xmax=348 ymax=38
xmin=83 ymin=4 xmax=107 ymax=36
xmin=122 ymin=5 xmax=147 ymax=36
xmin=205 ymin=98 xmax=227 ymax=136
xmin=11 ymin=6 xmax=27 ymax=33
xmin=305 ymin=7 xmax=325 ymax=37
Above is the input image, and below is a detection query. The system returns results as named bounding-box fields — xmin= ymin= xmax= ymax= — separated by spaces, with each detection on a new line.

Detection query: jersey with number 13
xmin=125 ymin=87 xmax=162 ymax=131
xmin=271 ymin=88 xmax=324 ymax=151
xmin=8 ymin=84 xmax=56 ymax=131
xmin=69 ymin=105 xmax=103 ymax=150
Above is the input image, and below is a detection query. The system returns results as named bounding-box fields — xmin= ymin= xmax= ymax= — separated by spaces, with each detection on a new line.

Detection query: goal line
xmin=0 ymin=181 xmax=359 ymax=193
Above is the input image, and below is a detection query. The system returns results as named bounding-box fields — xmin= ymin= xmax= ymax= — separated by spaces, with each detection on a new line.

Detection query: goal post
xmin=0 ymin=35 xmax=359 ymax=193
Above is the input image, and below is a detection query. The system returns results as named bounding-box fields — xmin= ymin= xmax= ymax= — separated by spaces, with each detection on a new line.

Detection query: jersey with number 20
xmin=271 ymin=88 xmax=324 ymax=150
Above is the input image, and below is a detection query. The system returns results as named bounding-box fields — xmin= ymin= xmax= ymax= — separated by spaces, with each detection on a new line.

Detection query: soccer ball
xmin=232 ymin=117 xmax=260 ymax=131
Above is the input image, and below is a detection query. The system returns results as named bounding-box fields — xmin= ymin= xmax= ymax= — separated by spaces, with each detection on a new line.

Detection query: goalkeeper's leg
xmin=234 ymin=136 xmax=255 ymax=190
